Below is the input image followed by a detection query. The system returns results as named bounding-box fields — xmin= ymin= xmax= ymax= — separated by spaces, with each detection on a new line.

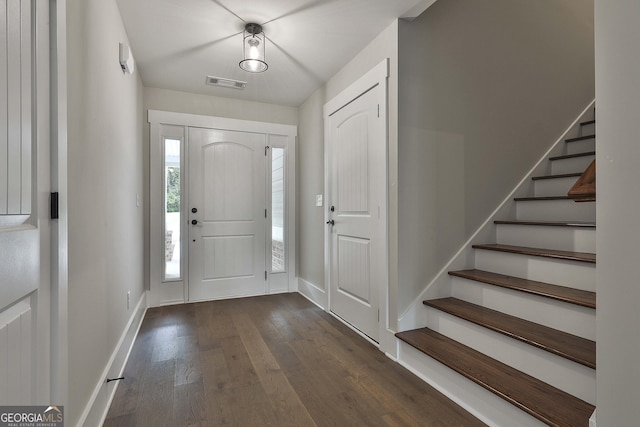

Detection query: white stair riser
xmin=565 ymin=138 xmax=596 ymax=155
xmin=497 ymin=224 xmax=596 ymax=253
xmin=398 ymin=342 xmax=549 ymax=427
xmin=474 ymin=250 xmax=596 ymax=291
xmin=580 ymin=123 xmax=595 ymax=135
xmin=534 ymin=176 xmax=581 ymax=197
xmin=551 ymin=155 xmax=595 ymax=175
xmin=516 ymin=199 xmax=596 ymax=222
xmin=425 ymin=310 xmax=596 ymax=404
xmin=451 ymin=277 xmax=595 ymax=340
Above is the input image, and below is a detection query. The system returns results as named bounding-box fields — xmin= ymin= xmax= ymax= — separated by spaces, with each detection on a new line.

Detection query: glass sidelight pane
xmin=164 ymin=138 xmax=181 ymax=280
xmin=271 ymin=148 xmax=285 ymax=272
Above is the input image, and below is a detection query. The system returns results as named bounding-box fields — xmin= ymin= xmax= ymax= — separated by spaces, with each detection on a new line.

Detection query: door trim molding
xmin=322 ymin=58 xmax=392 ymax=353
xmin=148 ymin=110 xmax=297 ymax=307
xmin=148 ymin=110 xmax=297 ymax=137
xmin=324 ymin=59 xmax=389 ymax=117
xmin=51 ymin=0 xmax=69 ymax=408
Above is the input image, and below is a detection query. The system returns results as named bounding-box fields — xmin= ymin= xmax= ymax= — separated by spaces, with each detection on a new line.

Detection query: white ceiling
xmin=116 ymin=0 xmax=433 ymax=107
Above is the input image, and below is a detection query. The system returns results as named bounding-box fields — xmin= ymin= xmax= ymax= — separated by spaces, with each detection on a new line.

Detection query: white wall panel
xmin=0 ymin=298 xmax=32 ymax=405
xmin=1 ymin=0 xmax=32 ymax=216
xmin=203 ymin=236 xmax=254 ymax=280
xmin=0 ymin=323 xmax=7 ymax=403
xmin=337 ymin=235 xmax=371 ymax=304
xmin=0 ymin=3 xmax=8 ymax=214
xmin=203 ymin=142 xmax=253 ymax=222
xmin=337 ymin=113 xmax=369 ymax=213
xmin=6 ymin=0 xmax=22 ymax=214
xmin=19 ymin=0 xmax=32 ymax=215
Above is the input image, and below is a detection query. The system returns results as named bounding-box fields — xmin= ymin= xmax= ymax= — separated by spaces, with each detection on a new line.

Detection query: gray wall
xmin=397 ymin=0 xmax=595 ymax=312
xmin=595 ymin=1 xmax=640 ymax=424
xmin=66 ymin=0 xmax=145 ymax=425
xmin=297 ymin=88 xmax=326 ymax=288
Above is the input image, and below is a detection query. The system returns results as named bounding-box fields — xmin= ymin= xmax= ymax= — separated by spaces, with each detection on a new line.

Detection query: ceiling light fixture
xmin=239 ymin=23 xmax=268 ymax=73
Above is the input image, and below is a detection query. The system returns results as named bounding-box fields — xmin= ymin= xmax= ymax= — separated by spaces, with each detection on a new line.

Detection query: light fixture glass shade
xmin=239 ymin=23 xmax=268 ymax=73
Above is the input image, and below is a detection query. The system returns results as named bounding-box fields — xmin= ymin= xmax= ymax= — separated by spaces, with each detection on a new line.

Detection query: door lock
xmin=326 ymin=220 xmax=335 ymax=225
xmin=191 ymin=207 xmax=198 ymax=213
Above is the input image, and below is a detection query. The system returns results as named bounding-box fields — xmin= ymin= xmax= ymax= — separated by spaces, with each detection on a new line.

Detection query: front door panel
xmin=188 ymin=127 xmax=266 ymax=301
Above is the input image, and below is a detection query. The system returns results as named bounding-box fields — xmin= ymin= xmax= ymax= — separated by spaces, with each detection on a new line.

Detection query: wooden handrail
xmin=568 ymin=160 xmax=595 ymax=202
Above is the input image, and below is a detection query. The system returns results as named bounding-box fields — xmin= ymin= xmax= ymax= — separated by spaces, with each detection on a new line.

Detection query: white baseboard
xmin=77 ymin=292 xmax=147 ymax=427
xmin=589 ymin=409 xmax=597 ymax=427
xmin=297 ymin=277 xmax=327 ymax=309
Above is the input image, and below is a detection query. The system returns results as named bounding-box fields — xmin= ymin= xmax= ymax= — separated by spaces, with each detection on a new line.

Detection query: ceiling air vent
xmin=206 ymin=76 xmax=247 ymax=90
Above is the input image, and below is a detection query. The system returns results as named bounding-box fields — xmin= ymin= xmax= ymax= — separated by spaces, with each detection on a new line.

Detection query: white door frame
xmin=323 ymin=58 xmax=393 ymax=352
xmin=50 ymin=0 xmax=69 ymax=406
xmin=148 ymin=110 xmax=297 ymax=306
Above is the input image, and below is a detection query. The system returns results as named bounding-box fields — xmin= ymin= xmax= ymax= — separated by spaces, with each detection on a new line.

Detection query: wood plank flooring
xmin=103 ymin=293 xmax=485 ymax=427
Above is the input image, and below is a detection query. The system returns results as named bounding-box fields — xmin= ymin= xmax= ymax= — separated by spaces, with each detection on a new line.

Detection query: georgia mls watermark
xmin=0 ymin=406 xmax=63 ymax=427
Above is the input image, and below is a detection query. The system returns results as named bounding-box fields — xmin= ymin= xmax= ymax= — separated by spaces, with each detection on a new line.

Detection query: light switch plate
xmin=316 ymin=194 xmax=323 ymax=207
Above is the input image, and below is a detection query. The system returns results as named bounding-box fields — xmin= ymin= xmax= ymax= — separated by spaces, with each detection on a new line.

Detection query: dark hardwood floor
xmin=103 ymin=293 xmax=485 ymax=427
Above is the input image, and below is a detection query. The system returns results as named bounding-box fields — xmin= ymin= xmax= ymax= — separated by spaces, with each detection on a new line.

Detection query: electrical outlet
xmin=127 ymin=291 xmax=131 ymax=310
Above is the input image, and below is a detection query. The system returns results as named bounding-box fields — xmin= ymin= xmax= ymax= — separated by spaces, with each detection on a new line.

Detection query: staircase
xmin=396 ymin=112 xmax=596 ymax=427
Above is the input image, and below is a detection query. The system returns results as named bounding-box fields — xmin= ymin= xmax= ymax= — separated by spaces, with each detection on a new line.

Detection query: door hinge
xmin=265 ymin=209 xmax=267 ymax=218
xmin=378 ymin=309 xmax=380 ymax=322
xmin=265 ymin=270 xmax=268 ymax=280
xmin=377 ymin=104 xmax=380 ymax=118
xmin=265 ymin=145 xmax=270 ymax=156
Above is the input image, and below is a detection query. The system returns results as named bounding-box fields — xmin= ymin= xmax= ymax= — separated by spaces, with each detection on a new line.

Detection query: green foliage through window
xmin=166 ymin=167 xmax=180 ymax=213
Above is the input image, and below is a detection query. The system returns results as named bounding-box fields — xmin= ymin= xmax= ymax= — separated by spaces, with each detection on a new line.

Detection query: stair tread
xmin=425 ymin=298 xmax=596 ymax=368
xmin=494 ymin=220 xmax=595 ymax=228
xmin=531 ymin=172 xmax=582 ymax=181
xmin=580 ymin=119 xmax=595 ymax=126
xmin=396 ymin=327 xmax=595 ymax=427
xmin=515 ymin=195 xmax=577 ymax=201
xmin=549 ymin=151 xmax=595 ymax=161
xmin=565 ymin=134 xmax=595 ymax=142
xmin=449 ymin=269 xmax=596 ymax=308
xmin=472 ymin=243 xmax=596 ymax=263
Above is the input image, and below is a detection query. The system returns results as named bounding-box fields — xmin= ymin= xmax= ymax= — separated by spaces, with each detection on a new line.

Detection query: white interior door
xmin=188 ymin=127 xmax=267 ymax=301
xmin=327 ymin=85 xmax=386 ymax=342
xmin=0 ymin=0 xmax=50 ymax=404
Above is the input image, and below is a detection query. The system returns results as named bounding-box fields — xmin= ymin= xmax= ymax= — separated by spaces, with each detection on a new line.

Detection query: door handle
xmin=326 ymin=220 xmax=335 ymax=225
xmin=191 ymin=219 xmax=198 ymax=225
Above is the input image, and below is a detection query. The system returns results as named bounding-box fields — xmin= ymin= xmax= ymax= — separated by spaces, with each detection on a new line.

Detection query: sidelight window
xmin=164 ymin=138 xmax=182 ymax=280
xmin=271 ymin=147 xmax=285 ymax=272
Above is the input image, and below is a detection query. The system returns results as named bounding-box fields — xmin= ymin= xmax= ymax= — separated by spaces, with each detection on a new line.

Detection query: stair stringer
xmin=397 ymin=99 xmax=596 ymax=332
